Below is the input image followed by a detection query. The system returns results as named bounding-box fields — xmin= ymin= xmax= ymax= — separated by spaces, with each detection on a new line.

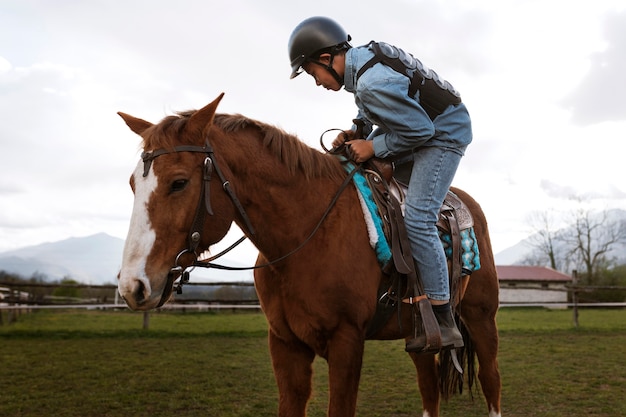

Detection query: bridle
xmin=141 ymin=135 xmax=359 ymax=308
xmin=140 ymin=140 xmax=255 ymax=307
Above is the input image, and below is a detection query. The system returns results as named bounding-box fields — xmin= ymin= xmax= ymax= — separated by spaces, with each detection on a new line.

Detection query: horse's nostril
xmin=134 ymin=280 xmax=147 ymax=304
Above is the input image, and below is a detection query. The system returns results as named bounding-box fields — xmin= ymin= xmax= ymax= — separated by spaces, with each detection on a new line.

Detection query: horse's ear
xmin=188 ymin=93 xmax=225 ymax=135
xmin=118 ymin=112 xmax=154 ymax=135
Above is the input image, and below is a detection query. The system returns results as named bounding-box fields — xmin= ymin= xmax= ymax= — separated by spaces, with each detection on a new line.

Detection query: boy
xmin=288 ymin=16 xmax=472 ymax=352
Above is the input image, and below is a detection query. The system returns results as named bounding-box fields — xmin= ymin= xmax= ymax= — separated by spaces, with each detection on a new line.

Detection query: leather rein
xmin=142 ymin=136 xmax=358 ymax=307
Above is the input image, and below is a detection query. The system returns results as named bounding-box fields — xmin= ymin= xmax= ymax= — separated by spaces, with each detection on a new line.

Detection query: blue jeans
xmin=404 ymin=145 xmax=463 ymax=301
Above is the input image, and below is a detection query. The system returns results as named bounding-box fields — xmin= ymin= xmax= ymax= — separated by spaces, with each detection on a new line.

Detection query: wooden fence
xmin=1 ymin=281 xmax=624 ymax=328
xmin=0 ymin=281 xmax=259 ymax=327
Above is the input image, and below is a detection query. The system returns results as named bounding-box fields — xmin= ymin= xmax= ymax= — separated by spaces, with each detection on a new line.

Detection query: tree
xmin=563 ymin=208 xmax=626 ymax=284
xmin=601 ymin=264 xmax=626 ymax=300
xmin=523 ymin=210 xmax=564 ymax=270
xmin=522 ymin=206 xmax=626 ymax=280
xmin=52 ymin=278 xmax=81 ymax=298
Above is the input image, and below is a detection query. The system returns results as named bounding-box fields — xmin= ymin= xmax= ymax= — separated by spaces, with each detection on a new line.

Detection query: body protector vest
xmin=356 ymin=41 xmax=462 ymax=121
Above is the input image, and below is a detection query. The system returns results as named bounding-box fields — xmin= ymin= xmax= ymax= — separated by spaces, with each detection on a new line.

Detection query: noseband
xmin=140 ymin=140 xmax=255 ymax=307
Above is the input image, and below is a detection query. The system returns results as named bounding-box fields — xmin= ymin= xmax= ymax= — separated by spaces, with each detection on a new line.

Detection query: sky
xmin=1 ymin=0 xmax=625 ymax=265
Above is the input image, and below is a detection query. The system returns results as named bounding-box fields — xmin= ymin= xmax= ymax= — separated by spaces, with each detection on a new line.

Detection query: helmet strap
xmin=326 ymin=54 xmax=344 ymax=86
xmin=310 ymin=55 xmax=344 ymax=87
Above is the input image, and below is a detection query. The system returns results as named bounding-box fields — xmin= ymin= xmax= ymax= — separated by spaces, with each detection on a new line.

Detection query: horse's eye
xmin=170 ymin=179 xmax=188 ymax=193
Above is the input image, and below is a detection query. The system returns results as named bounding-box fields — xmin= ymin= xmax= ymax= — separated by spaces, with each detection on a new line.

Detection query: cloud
xmin=1 ymin=0 xmax=625 ymax=257
xmin=562 ymin=10 xmax=626 ymax=125
xmin=0 ymin=56 xmax=10 ymax=73
xmin=0 ymin=178 xmax=24 ymax=193
xmin=541 ymin=179 xmax=626 ymax=202
xmin=540 ymin=179 xmax=580 ymax=200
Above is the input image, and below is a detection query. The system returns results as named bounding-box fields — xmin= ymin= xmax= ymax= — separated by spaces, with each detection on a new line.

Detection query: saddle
xmin=364 ymin=158 xmax=474 ymax=286
xmin=361 ymin=158 xmax=475 ymax=342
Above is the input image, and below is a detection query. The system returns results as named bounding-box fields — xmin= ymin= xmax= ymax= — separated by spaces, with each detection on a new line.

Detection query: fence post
xmin=143 ymin=311 xmax=150 ymax=330
xmin=8 ymin=289 xmax=17 ymax=324
xmin=572 ymin=270 xmax=579 ymax=328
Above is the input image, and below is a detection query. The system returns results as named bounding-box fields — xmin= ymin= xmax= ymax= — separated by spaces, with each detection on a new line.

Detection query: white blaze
xmin=118 ymin=160 xmax=157 ymax=300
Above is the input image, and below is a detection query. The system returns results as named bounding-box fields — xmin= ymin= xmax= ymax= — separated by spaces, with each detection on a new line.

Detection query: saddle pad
xmin=438 ymin=227 xmax=481 ymax=273
xmin=349 ymin=165 xmax=393 ymax=265
xmin=346 ymin=163 xmax=480 ymax=273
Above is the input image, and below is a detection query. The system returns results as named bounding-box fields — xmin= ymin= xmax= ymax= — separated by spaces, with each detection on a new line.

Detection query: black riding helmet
xmin=288 ymin=16 xmax=352 ymax=83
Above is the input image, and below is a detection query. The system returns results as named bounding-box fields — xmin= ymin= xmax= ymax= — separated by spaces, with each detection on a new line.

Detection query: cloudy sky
xmin=1 ymin=0 xmax=625 ymax=264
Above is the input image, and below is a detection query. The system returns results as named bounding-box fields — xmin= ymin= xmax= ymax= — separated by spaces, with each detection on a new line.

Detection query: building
xmin=496 ymin=265 xmax=573 ymax=306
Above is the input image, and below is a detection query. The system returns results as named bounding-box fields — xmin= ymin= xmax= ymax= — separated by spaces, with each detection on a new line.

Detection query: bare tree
xmin=563 ymin=208 xmax=626 ymax=284
xmin=523 ymin=210 xmax=564 ymax=270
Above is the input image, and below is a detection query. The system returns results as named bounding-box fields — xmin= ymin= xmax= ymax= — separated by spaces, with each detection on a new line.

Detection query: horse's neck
xmin=212 ymin=129 xmax=349 ymax=260
xmin=245 ymin=177 xmax=337 ymax=252
xmin=229 ymin=164 xmax=341 ymax=261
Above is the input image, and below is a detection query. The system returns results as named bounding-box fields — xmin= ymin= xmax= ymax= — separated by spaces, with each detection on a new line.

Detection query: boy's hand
xmin=332 ymin=129 xmax=356 ymax=148
xmin=346 ymin=139 xmax=374 ymax=163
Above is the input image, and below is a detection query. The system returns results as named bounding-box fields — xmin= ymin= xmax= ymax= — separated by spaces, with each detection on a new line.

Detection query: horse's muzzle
xmin=117 ymin=272 xmax=164 ymax=311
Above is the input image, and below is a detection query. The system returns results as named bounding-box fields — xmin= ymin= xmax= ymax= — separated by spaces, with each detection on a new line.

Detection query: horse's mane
xmin=142 ymin=111 xmax=345 ymax=182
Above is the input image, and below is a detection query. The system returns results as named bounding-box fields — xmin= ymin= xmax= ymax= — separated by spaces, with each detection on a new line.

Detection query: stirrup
xmin=405 ymin=336 xmax=440 ymax=354
xmin=405 ymin=297 xmax=441 ymax=353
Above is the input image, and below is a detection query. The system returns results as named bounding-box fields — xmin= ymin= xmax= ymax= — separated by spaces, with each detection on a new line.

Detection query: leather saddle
xmin=363 ymin=158 xmax=474 ymax=285
xmin=361 ymin=158 xmax=474 ymax=350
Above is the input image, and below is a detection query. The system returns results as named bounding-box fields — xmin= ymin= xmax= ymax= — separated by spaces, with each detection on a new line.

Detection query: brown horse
xmin=117 ymin=94 xmax=501 ymax=417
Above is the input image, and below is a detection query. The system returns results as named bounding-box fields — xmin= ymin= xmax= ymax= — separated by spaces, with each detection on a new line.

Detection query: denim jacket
xmin=344 ymin=43 xmax=472 ymax=160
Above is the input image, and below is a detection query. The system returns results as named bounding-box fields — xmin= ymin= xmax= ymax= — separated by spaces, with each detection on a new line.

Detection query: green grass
xmin=1 ymin=308 xmax=624 ymax=416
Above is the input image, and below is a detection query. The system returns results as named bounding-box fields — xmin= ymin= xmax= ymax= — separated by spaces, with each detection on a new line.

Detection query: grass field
xmin=1 ymin=308 xmax=625 ymax=417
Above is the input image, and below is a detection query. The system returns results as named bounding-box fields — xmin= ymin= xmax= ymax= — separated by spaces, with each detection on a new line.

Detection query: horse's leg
xmin=326 ymin=326 xmax=366 ymax=417
xmin=460 ymin=305 xmax=502 ymax=417
xmin=407 ymin=350 xmax=440 ymax=417
xmin=269 ymin=329 xmax=315 ymax=417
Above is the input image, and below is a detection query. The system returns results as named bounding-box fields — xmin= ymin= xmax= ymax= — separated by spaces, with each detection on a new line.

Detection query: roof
xmin=496 ymin=265 xmax=572 ymax=282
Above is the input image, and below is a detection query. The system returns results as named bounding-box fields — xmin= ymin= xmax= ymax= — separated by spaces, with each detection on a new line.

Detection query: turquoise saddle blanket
xmin=346 ymin=163 xmax=481 ymax=274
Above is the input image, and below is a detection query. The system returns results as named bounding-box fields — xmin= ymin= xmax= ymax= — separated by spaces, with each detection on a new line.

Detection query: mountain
xmin=0 ymin=233 xmax=124 ymax=285
xmin=493 ymin=240 xmax=533 ymax=265
xmin=0 ymin=233 xmax=254 ymax=285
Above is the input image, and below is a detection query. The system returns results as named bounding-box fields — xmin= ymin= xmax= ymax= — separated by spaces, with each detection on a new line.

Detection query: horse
xmin=116 ymin=93 xmax=502 ymax=417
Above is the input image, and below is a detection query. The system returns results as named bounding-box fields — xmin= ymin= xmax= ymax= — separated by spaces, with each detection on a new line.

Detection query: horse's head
xmin=117 ymin=93 xmax=237 ymax=310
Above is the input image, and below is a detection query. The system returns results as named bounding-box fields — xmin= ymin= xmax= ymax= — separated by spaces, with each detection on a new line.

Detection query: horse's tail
xmin=438 ymin=314 xmax=477 ymax=400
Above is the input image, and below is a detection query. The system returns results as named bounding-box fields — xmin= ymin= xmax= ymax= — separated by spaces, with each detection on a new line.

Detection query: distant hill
xmin=0 ymin=233 xmax=254 ymax=285
xmin=494 ymin=240 xmax=533 ymax=265
xmin=0 ymin=233 xmax=124 ymax=285
xmin=2 ymin=208 xmax=624 ymax=285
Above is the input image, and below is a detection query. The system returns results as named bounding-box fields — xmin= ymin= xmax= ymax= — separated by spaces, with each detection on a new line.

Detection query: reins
xmin=193 ymin=128 xmax=357 ymax=272
xmin=193 ymin=162 xmax=359 ymax=271
xmin=146 ymin=131 xmax=359 ymax=305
